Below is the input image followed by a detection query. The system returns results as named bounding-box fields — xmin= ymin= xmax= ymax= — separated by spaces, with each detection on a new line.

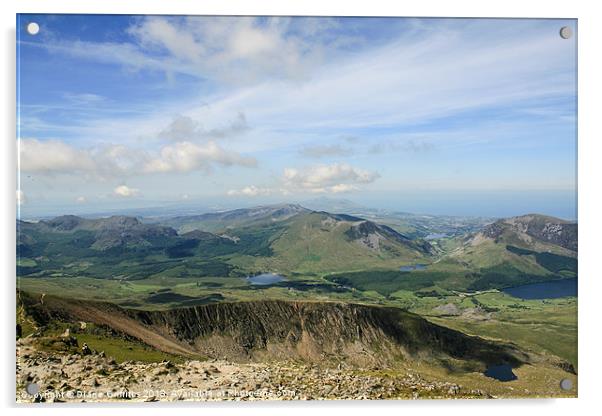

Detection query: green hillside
xmin=445 ymin=214 xmax=577 ymax=290
xmin=251 ymin=211 xmax=432 ymax=274
xmin=17 ymin=209 xmax=577 ymax=303
xmin=16 ymin=207 xmax=432 ymax=282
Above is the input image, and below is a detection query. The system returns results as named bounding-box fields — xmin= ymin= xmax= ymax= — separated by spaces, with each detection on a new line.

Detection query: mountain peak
xmin=344 ymin=217 xmax=434 ymax=254
xmin=98 ymin=215 xmax=142 ymax=228
xmin=481 ymin=213 xmax=577 ymax=251
xmin=42 ymin=215 xmax=89 ymax=231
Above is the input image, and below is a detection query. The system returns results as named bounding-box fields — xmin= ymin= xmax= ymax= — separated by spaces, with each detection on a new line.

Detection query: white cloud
xmin=227 ymin=185 xmax=274 ymax=197
xmin=329 ymin=184 xmax=358 ymax=193
xmin=24 ymin=19 xmax=575 ymax=155
xmin=230 ymin=163 xmax=379 ymax=197
xmin=19 ymin=139 xmax=144 ymax=178
xmin=130 ymin=18 xmax=205 ymax=64
xmin=19 ymin=18 xmax=576 ymax=202
xmin=19 ymin=139 xmax=97 ymax=174
xmin=283 ymin=163 xmax=379 ymax=193
xmin=19 ymin=136 xmax=256 ymax=178
xmin=34 ymin=16 xmax=350 ymax=85
xmin=113 ymin=185 xmax=140 ymax=198
xmin=75 ymin=196 xmax=87 ymax=203
xmin=125 ymin=16 xmax=340 ymax=84
xmin=192 ymin=19 xmax=575 ymax=137
xmin=144 ymin=141 xmax=256 ymax=173
xmin=17 ymin=190 xmax=25 ymax=205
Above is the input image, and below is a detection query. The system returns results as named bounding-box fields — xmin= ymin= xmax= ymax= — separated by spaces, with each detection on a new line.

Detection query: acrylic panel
xmin=16 ymin=15 xmax=577 ymax=402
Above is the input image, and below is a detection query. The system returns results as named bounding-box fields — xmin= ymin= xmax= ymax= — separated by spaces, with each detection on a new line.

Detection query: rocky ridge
xmin=16 ymin=337 xmax=483 ymax=402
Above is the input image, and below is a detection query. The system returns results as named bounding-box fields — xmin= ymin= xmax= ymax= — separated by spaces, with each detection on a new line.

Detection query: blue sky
xmin=17 ymin=15 xmax=577 ymax=218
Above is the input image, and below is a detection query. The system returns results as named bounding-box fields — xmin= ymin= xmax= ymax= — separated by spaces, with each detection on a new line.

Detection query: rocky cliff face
xmin=344 ymin=220 xmax=433 ymax=255
xmin=136 ymin=300 xmax=525 ymax=367
xmin=481 ymin=214 xmax=577 ymax=251
xmin=19 ymin=292 xmax=527 ymax=370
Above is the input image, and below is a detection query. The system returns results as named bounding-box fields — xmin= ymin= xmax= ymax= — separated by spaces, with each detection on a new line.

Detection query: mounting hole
xmin=25 ymin=382 xmax=40 ymax=395
xmin=26 ymin=22 xmax=40 ymax=36
xmin=559 ymin=26 xmax=572 ymax=39
xmin=560 ymin=378 xmax=573 ymax=390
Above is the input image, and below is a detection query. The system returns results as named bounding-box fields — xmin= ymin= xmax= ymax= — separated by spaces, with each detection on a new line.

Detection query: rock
xmin=207 ymin=365 xmax=221 ymax=374
xmin=81 ymin=343 xmax=92 ymax=356
xmin=433 ymin=303 xmax=462 ymax=316
xmin=16 ymin=334 xmax=507 ymax=402
xmin=153 ymin=367 xmax=168 ymax=376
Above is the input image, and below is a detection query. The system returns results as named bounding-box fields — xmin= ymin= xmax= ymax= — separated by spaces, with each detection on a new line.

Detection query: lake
xmin=484 ymin=364 xmax=517 ymax=382
xmin=247 ymin=273 xmax=286 ymax=285
xmin=502 ymin=278 xmax=577 ymax=300
xmin=425 ymin=233 xmax=448 ymax=240
xmin=400 ymin=264 xmax=428 ymax=272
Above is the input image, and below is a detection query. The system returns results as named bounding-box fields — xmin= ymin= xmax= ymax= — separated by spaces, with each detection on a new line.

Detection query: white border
xmin=2 ymin=1 xmax=601 ymax=415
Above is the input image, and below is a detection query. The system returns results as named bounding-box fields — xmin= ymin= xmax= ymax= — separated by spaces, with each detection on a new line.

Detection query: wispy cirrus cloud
xmin=158 ymin=112 xmax=249 ymax=141
xmin=62 ymin=92 xmax=107 ymax=105
xmin=299 ymin=144 xmax=353 ymax=158
xmin=21 ymin=18 xmax=575 ymax=149
xmin=368 ymin=139 xmax=436 ymax=154
xmin=26 ymin=16 xmax=355 ymax=85
xmin=17 ymin=17 xmax=576 ymax=215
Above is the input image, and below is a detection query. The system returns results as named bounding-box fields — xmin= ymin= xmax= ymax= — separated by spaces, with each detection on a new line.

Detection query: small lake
xmin=247 ymin=273 xmax=286 ymax=285
xmin=502 ymin=278 xmax=577 ymax=300
xmin=484 ymin=364 xmax=517 ymax=382
xmin=425 ymin=233 xmax=448 ymax=240
xmin=400 ymin=264 xmax=428 ymax=272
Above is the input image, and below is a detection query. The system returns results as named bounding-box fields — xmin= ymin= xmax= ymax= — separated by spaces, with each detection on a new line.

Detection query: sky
xmin=16 ymin=15 xmax=577 ymax=219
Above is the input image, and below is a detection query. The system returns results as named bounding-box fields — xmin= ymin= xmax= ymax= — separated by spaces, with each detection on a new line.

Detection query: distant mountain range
xmin=17 ymin=204 xmax=577 ymax=292
xmin=159 ymin=203 xmax=310 ymax=233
